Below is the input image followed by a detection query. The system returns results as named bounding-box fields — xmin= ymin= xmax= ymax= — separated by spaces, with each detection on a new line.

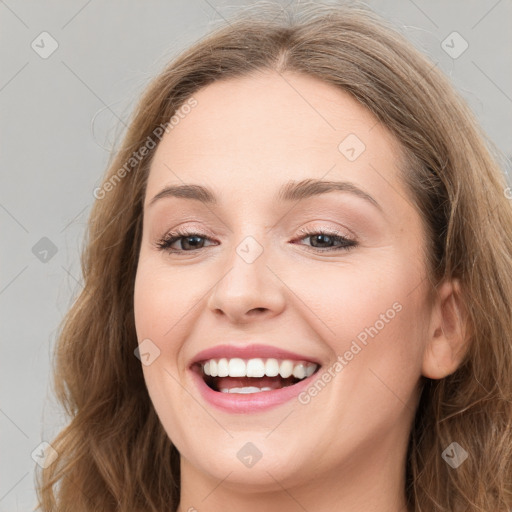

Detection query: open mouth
xmin=192 ymin=357 xmax=320 ymax=394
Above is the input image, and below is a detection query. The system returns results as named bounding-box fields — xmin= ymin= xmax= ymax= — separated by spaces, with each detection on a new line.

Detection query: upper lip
xmin=190 ymin=343 xmax=323 ymax=368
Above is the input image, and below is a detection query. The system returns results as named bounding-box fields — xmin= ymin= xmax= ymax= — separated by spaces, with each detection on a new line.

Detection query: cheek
xmin=288 ymin=251 xmax=427 ymax=402
xmin=312 ymin=261 xmax=424 ymax=418
xmin=133 ymin=259 xmax=196 ymax=345
xmin=285 ymin=254 xmax=420 ymax=343
xmin=133 ymin=260 xmax=206 ymax=443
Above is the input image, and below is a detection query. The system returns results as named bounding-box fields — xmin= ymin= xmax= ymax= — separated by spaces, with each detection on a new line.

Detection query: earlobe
xmin=422 ymin=279 xmax=470 ymax=380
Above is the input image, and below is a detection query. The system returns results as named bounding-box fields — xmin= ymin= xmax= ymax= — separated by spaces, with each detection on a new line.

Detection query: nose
xmin=206 ymin=237 xmax=286 ymax=324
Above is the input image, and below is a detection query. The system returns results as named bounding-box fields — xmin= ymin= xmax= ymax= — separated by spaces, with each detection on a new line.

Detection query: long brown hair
xmin=35 ymin=2 xmax=512 ymax=510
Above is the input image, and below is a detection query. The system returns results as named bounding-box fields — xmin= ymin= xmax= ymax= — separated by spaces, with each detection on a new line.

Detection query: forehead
xmin=145 ymin=70 xmax=406 ymax=212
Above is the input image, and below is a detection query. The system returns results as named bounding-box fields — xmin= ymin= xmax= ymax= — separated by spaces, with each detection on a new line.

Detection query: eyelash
xmin=155 ymin=227 xmax=358 ymax=254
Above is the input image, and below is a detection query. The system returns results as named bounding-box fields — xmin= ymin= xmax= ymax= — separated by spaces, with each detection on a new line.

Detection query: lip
xmin=189 ymin=363 xmax=320 ymax=414
xmin=188 ymin=343 xmax=322 ymax=414
xmin=189 ymin=343 xmax=322 ymax=367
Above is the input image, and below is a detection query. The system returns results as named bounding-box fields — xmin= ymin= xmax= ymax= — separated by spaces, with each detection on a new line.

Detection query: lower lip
xmin=189 ymin=366 xmax=319 ymax=413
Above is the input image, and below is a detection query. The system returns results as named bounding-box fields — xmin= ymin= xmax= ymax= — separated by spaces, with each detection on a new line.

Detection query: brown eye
xmin=156 ymin=231 xmax=216 ymax=253
xmin=295 ymin=229 xmax=358 ymax=252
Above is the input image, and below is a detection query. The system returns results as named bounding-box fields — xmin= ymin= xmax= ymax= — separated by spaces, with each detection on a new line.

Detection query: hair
xmin=35 ymin=1 xmax=512 ymax=511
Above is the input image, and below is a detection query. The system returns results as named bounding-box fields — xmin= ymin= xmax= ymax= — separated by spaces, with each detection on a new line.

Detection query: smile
xmin=188 ymin=343 xmax=323 ymax=413
xmin=199 ymin=357 xmax=319 ymax=393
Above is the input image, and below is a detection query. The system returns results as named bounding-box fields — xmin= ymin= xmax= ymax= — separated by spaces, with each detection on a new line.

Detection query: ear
xmin=422 ymin=278 xmax=470 ymax=379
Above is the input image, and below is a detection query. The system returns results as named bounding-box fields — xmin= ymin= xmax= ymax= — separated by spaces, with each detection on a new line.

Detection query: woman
xmin=35 ymin=2 xmax=512 ymax=511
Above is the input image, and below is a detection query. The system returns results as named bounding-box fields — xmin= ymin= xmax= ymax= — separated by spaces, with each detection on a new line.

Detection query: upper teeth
xmin=202 ymin=358 xmax=318 ymax=380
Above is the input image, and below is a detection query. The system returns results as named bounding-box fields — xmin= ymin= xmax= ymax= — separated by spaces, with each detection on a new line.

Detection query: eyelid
xmin=161 ymin=222 xmax=216 ymax=239
xmin=157 ymin=221 xmax=356 ymax=242
xmin=295 ymin=221 xmax=357 ymax=240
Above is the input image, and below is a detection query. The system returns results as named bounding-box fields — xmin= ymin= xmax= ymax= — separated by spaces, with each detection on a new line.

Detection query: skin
xmin=133 ymin=70 xmax=468 ymax=512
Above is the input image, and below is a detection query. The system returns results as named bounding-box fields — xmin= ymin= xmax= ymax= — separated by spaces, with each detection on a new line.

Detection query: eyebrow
xmin=148 ymin=178 xmax=383 ymax=213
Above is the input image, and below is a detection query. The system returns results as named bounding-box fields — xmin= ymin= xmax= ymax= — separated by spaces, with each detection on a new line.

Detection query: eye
xmin=155 ymin=228 xmax=216 ymax=253
xmin=294 ymin=228 xmax=358 ymax=252
xmin=154 ymin=227 xmax=358 ymax=254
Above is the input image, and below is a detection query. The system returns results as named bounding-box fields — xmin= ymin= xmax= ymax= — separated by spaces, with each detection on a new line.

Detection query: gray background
xmin=1 ymin=1 xmax=511 ymax=510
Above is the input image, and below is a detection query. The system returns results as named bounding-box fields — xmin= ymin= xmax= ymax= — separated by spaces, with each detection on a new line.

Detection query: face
xmin=134 ymin=70 xmax=432 ymax=497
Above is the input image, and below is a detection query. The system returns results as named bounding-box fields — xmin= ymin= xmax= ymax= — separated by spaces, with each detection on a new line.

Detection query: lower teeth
xmin=220 ymin=386 xmax=273 ymax=394
xmin=201 ymin=372 xmax=306 ymax=393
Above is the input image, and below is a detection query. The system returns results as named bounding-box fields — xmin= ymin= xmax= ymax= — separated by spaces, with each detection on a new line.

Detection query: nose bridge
xmin=225 ymin=212 xmax=272 ymax=270
xmin=222 ymin=231 xmax=270 ymax=297
xmin=206 ymin=228 xmax=285 ymax=320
